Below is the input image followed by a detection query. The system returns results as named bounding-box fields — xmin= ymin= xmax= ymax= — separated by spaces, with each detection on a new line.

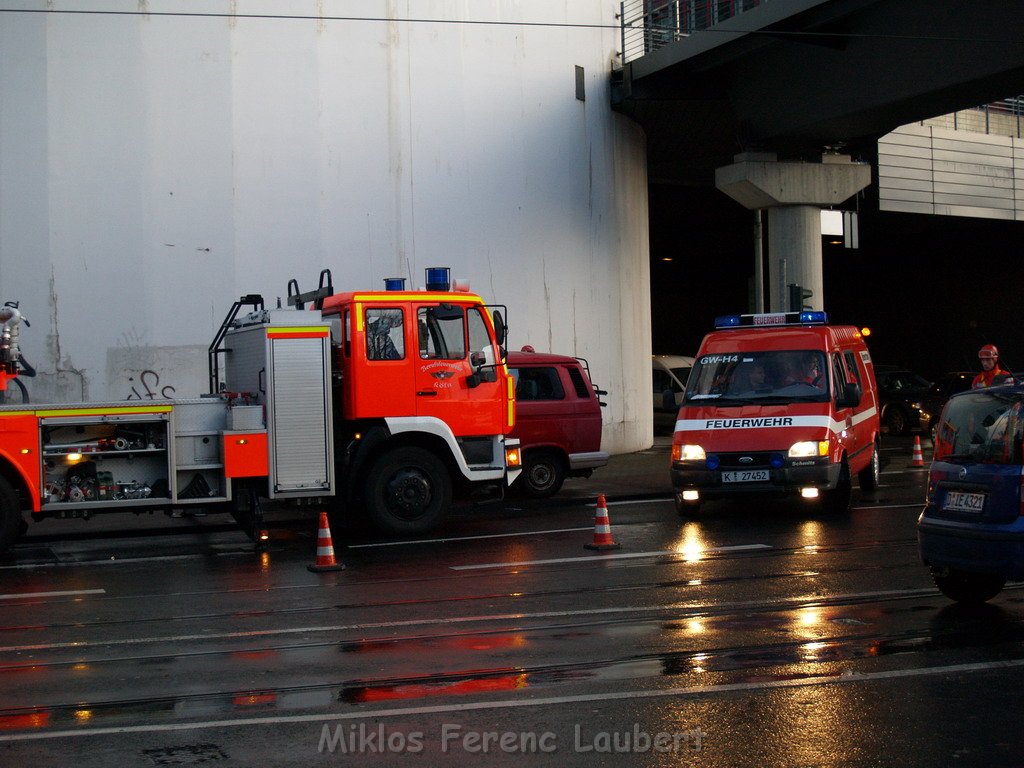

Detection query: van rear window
xmin=935 ymin=391 xmax=1024 ymax=464
xmin=567 ymin=366 xmax=589 ymax=398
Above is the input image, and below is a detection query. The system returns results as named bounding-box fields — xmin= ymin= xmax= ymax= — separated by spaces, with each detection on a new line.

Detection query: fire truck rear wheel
xmin=365 ymin=446 xmax=452 ymax=535
xmin=0 ymin=476 xmax=24 ymax=554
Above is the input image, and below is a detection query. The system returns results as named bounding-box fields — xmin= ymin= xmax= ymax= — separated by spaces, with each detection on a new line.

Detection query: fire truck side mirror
xmin=492 ymin=310 xmax=506 ymax=347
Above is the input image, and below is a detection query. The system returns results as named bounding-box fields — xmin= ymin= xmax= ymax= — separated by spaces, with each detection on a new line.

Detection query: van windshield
xmin=684 ymin=350 xmax=829 ymax=404
xmin=934 ymin=390 xmax=1024 ymax=464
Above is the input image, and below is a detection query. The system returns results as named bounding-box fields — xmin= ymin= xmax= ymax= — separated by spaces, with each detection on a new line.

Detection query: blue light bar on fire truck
xmin=714 ymin=311 xmax=828 ymax=329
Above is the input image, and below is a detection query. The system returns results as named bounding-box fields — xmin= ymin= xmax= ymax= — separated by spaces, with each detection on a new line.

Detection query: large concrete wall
xmin=0 ymin=1 xmax=653 ymax=453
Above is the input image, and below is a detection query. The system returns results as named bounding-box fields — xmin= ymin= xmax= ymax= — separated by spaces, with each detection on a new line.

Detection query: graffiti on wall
xmin=125 ymin=370 xmax=176 ymax=400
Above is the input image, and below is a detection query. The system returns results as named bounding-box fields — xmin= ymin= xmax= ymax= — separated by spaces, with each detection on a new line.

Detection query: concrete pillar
xmin=715 ymin=153 xmax=871 ymax=312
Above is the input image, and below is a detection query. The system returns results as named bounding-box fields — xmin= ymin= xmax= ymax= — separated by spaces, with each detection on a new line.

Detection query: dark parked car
xmin=874 ymin=366 xmax=932 ymax=435
xmin=919 ymin=372 xmax=976 ymax=440
xmin=918 ymin=383 xmax=1024 ymax=602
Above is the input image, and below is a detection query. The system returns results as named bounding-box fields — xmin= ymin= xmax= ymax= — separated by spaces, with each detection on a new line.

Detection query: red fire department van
xmin=670 ymin=311 xmax=880 ymax=516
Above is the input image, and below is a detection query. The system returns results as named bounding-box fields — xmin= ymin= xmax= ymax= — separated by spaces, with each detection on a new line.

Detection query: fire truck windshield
xmin=685 ymin=350 xmax=830 ymax=403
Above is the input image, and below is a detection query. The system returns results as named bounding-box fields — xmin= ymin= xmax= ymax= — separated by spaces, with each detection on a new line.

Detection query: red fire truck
xmin=0 ymin=268 xmax=521 ymax=552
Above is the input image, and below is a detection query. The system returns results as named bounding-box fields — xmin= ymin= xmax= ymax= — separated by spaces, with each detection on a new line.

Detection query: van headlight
xmin=788 ymin=440 xmax=829 ymax=458
xmin=672 ymin=444 xmax=706 ymax=462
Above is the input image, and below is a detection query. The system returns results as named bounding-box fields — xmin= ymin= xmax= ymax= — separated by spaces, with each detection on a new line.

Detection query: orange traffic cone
xmin=584 ymin=494 xmax=621 ymax=551
xmin=911 ymin=436 xmax=925 ymax=468
xmin=307 ymin=511 xmax=345 ymax=572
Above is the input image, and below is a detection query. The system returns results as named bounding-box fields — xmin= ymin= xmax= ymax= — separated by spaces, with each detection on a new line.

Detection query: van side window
xmin=843 ymin=351 xmax=862 ymax=387
xmin=567 ymin=366 xmax=589 ymax=398
xmin=831 ymin=353 xmax=848 ymax=396
xmin=515 ymin=367 xmax=565 ymax=401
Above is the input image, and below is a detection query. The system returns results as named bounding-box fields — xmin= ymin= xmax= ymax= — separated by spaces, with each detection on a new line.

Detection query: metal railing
xmin=921 ymin=97 xmax=1024 ymax=140
xmin=620 ymin=0 xmax=764 ymax=64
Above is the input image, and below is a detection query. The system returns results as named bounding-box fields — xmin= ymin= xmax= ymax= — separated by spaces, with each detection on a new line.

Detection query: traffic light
xmin=788 ymin=283 xmax=813 ymax=312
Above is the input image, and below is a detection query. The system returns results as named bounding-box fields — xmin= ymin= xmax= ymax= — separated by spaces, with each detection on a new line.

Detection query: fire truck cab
xmin=670 ymin=311 xmax=881 ymax=516
xmin=311 ymin=276 xmax=516 ymax=534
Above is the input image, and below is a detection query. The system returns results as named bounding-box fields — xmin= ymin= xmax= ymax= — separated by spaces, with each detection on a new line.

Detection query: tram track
xmin=2 ymin=604 xmax=1023 ymax=730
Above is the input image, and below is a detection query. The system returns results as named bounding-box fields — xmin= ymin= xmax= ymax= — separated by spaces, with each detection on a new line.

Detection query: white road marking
xmin=851 ymin=503 xmax=923 ymax=511
xmin=2 ymin=657 xmax=1022 ymax=742
xmin=450 ymin=544 xmax=772 ymax=571
xmin=0 ymin=589 xmax=105 ymax=600
xmin=350 ymin=501 xmax=674 ymax=549
xmin=348 ymin=527 xmax=594 ymax=549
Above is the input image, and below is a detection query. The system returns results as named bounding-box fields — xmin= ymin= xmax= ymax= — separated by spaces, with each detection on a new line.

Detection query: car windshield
xmin=881 ymin=371 xmax=931 ymax=391
xmin=934 ymin=390 xmax=1024 ymax=464
xmin=671 ymin=366 xmax=692 ymax=386
xmin=684 ymin=350 xmax=830 ymax=403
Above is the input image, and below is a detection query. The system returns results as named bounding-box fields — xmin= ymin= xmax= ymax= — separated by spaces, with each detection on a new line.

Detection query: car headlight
xmin=672 ymin=444 xmax=706 ymax=462
xmin=788 ymin=440 xmax=829 ymax=458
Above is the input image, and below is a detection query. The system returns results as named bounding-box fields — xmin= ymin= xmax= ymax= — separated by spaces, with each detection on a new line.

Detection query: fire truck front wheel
xmin=365 ymin=446 xmax=452 ymax=535
xmin=0 ymin=476 xmax=24 ymax=553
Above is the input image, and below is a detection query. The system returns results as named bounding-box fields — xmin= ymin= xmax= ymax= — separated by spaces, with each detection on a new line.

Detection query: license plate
xmin=943 ymin=490 xmax=985 ymax=513
xmin=722 ymin=470 xmax=769 ymax=483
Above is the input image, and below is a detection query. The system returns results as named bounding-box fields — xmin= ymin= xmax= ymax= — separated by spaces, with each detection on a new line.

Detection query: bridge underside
xmin=613 ymin=0 xmax=1024 ymax=186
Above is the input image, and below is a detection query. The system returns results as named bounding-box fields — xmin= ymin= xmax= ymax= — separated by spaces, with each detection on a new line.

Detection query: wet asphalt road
xmin=1 ymin=437 xmax=1023 ymax=767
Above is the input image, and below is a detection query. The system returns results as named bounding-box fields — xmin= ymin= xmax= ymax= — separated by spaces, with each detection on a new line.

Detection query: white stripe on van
xmin=675 ymin=406 xmax=878 ymax=435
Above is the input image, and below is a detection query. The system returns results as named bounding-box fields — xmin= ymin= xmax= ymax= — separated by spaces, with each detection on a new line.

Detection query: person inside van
xmin=775 ymin=352 xmax=825 ymax=390
xmin=730 ymin=360 xmax=769 ymax=394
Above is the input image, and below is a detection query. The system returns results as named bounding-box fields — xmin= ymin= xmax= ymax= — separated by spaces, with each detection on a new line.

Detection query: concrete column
xmin=715 ymin=153 xmax=871 ymax=312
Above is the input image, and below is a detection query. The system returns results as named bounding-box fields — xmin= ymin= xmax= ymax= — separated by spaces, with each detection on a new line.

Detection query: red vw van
xmin=508 ymin=350 xmax=608 ymax=497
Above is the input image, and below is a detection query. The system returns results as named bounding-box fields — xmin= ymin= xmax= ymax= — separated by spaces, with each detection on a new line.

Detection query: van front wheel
xmin=858 ymin=441 xmax=880 ymax=492
xmin=518 ymin=451 xmax=566 ymax=498
xmin=821 ymin=459 xmax=852 ymax=515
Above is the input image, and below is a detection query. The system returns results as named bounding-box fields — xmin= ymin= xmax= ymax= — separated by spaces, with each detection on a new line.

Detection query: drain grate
xmin=141 ymin=743 xmax=229 ymax=765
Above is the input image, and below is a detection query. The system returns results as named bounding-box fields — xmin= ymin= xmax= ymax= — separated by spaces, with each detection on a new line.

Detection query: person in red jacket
xmin=972 ymin=344 xmax=1012 ymax=388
